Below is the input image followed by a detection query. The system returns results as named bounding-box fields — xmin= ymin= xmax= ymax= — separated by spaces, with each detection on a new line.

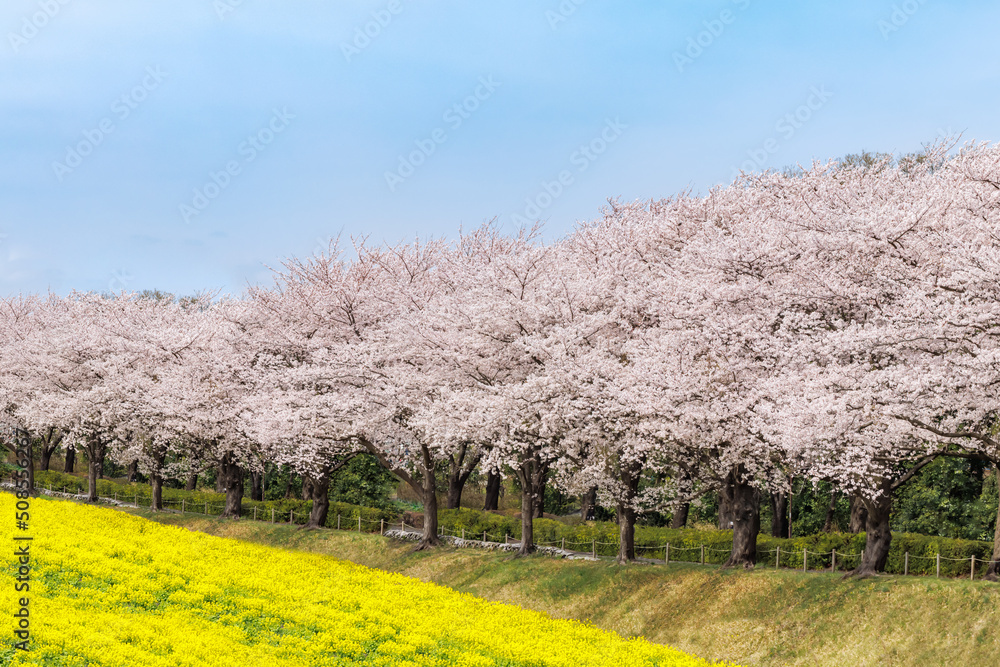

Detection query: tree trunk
xmin=718 ymin=488 xmax=735 ymax=530
xmin=518 ymin=478 xmax=536 ymax=556
xmin=250 ymin=470 xmax=263 ymax=501
xmin=671 ymin=502 xmax=689 ymax=529
xmin=770 ymin=492 xmax=789 ymax=538
xmin=446 ymin=478 xmax=463 ymax=509
xmin=282 ymin=468 xmax=294 ymax=499
xmin=302 ymin=476 xmax=314 ymax=501
xmin=615 ymin=460 xmax=643 ymax=564
xmin=722 ymin=466 xmax=760 ymax=569
xmin=514 ymin=455 xmax=546 ymax=556
xmin=850 ymin=485 xmax=893 ymax=578
xmin=304 ymin=475 xmax=331 ymax=529
xmin=986 ymin=466 xmax=1000 ymax=580
xmin=822 ymin=491 xmax=837 ymax=532
xmin=85 ymin=441 xmax=104 ymax=502
xmin=416 ymin=447 xmax=440 ymax=550
xmin=483 ymin=471 xmax=501 ymax=511
xmin=64 ymin=445 xmax=75 ymax=473
xmin=151 ymin=473 xmax=163 ymax=511
xmin=446 ymin=444 xmax=481 ymax=510
xmin=581 ymin=486 xmax=597 ymax=521
xmin=149 ymin=451 xmax=165 ymax=511
xmin=532 ymin=470 xmax=547 ymax=518
xmin=38 ymin=427 xmax=61 ymax=473
xmin=216 ymin=465 xmax=225 ymax=493
xmin=219 ymin=456 xmax=244 ymax=519
xmin=127 ymin=460 xmax=139 ymax=483
xmin=39 ymin=446 xmax=52 ymax=472
xmin=185 ymin=472 xmax=198 ymax=491
xmin=849 ymin=494 xmax=869 ymax=534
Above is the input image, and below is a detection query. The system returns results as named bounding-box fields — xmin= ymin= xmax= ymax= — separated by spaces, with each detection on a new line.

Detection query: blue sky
xmin=2 ymin=0 xmax=998 ymax=296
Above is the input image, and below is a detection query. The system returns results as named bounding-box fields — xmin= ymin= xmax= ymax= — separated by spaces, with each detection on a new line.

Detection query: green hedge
xmin=438 ymin=507 xmax=996 ymax=576
xmin=28 ymin=473 xmax=997 ymax=577
xmin=31 ymin=470 xmax=399 ymax=530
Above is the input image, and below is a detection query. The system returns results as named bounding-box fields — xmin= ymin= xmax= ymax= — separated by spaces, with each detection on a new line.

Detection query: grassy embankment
xmin=134 ymin=508 xmax=1000 ymax=667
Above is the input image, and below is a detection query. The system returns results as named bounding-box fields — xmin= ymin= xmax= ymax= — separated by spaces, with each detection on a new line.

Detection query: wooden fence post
xmin=204 ymin=501 xmax=208 ymax=514
xmin=904 ymin=552 xmax=909 ymax=576
xmin=337 ymin=514 xmax=341 ymax=530
xmin=380 ymin=519 xmax=384 ymax=535
xmin=832 ymin=549 xmax=836 ymax=572
xmin=701 ymin=545 xmax=705 ymax=565
xmin=803 ymin=549 xmax=807 ymax=572
xmin=483 ymin=531 xmax=487 ymax=542
xmin=971 ymin=555 xmax=976 ymax=580
xmin=181 ymin=499 xmax=185 ymax=514
xmin=562 ymin=537 xmax=565 ymax=550
xmin=289 ymin=510 xmax=293 ymax=523
xmin=936 ymin=552 xmax=940 ymax=578
xmin=358 ymin=516 xmax=362 ymax=532
xmin=666 ymin=543 xmax=670 ymax=565
xmin=776 ymin=546 xmax=780 ymax=568
xmin=271 ymin=508 xmax=275 ymax=523
xmin=592 ymin=539 xmax=596 ymax=558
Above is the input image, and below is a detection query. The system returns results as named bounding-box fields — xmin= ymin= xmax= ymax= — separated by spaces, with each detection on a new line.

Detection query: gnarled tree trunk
xmin=304 ymin=475 xmax=331 ymax=529
xmin=446 ymin=443 xmax=482 ymax=510
xmin=615 ymin=460 xmax=643 ymax=564
xmin=848 ymin=454 xmax=938 ymax=578
xmin=514 ymin=454 xmax=548 ymax=556
xmin=360 ymin=438 xmax=440 ymax=550
xmin=63 ymin=445 xmax=75 ymax=473
xmin=532 ymin=469 xmax=547 ymax=518
xmin=219 ymin=456 xmax=244 ymax=519
xmin=581 ymin=486 xmax=597 ymax=521
xmin=849 ymin=494 xmax=868 ymax=534
xmin=483 ymin=471 xmax=501 ymax=511
xmin=718 ymin=488 xmax=735 ymax=530
xmin=84 ymin=437 xmax=106 ymax=502
xmin=722 ymin=465 xmax=760 ymax=569
xmin=671 ymin=502 xmax=689 ymax=529
xmin=301 ymin=476 xmax=314 ymax=501
xmin=417 ymin=446 xmax=440 ymax=549
xmin=770 ymin=492 xmax=789 ymax=538
xmin=39 ymin=427 xmax=62 ymax=472
xmin=185 ymin=471 xmax=198 ymax=491
xmin=251 ymin=470 xmax=264 ymax=501
xmin=850 ymin=484 xmax=893 ymax=578
xmin=149 ymin=451 xmax=166 ymax=511
xmin=822 ymin=491 xmax=838 ymax=532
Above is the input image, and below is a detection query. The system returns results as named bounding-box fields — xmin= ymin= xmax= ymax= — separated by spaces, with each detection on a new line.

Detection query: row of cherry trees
xmin=5 ymin=141 xmax=1000 ymax=577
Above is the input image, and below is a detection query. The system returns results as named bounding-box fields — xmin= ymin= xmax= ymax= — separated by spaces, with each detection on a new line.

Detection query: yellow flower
xmin=1 ymin=493 xmax=735 ymax=666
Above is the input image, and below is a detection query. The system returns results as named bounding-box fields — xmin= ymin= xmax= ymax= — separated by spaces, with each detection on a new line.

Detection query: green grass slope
xmin=135 ymin=509 xmax=1000 ymax=667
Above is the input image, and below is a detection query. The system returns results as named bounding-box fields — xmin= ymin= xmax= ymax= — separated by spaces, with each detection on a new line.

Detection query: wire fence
xmin=12 ymin=481 xmax=1000 ymax=581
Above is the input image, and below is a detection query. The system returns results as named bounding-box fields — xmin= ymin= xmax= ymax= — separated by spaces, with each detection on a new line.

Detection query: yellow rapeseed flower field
xmin=1 ymin=493 xmax=733 ymax=666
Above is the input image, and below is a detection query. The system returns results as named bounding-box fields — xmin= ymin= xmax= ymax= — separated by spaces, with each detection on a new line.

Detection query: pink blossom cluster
xmin=5 ymin=140 xmax=1000 ymax=567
